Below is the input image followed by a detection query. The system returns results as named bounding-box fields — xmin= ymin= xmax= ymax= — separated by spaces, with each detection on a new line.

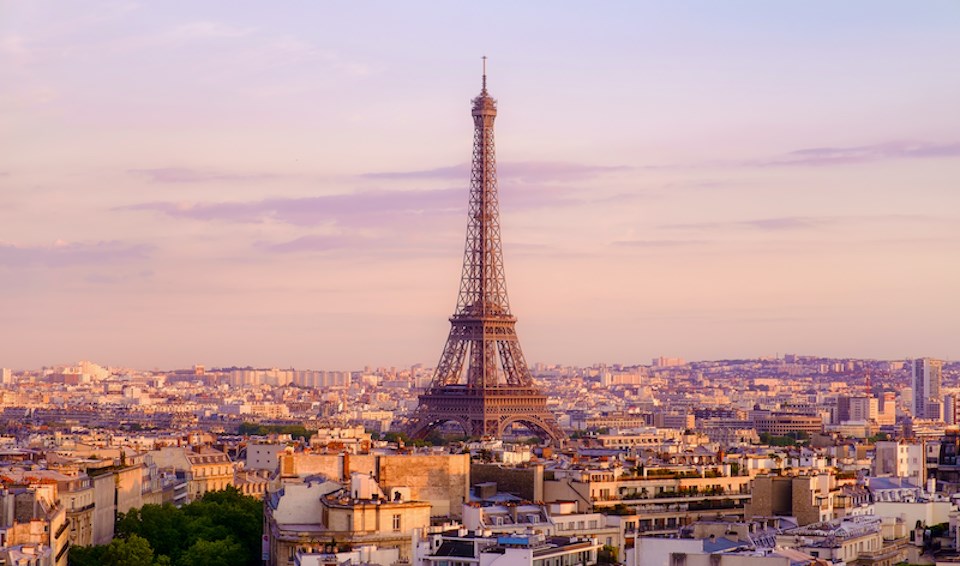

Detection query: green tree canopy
xmin=68 ymin=544 xmax=106 ymax=566
xmin=101 ymin=534 xmax=158 ymax=566
xmin=237 ymin=421 xmax=310 ymax=438
xmin=177 ymin=538 xmax=247 ymax=566
xmin=86 ymin=486 xmax=263 ymax=566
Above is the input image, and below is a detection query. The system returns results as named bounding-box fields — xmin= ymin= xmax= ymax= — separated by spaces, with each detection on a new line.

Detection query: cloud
xmin=167 ymin=22 xmax=256 ymax=41
xmin=122 ymin=180 xmax=606 ymax=228
xmin=660 ymin=214 xmax=945 ymax=232
xmin=611 ymin=239 xmax=711 ymax=248
xmin=659 ymin=179 xmax=740 ymax=191
xmin=661 ymin=216 xmax=830 ymax=231
xmin=122 ymin=188 xmax=464 ymax=226
xmin=0 ymin=35 xmax=29 ymax=60
xmin=761 ymin=141 xmax=960 ymax=167
xmin=84 ymin=270 xmax=154 ymax=285
xmin=256 ymin=234 xmax=362 ymax=253
xmin=0 ymin=240 xmax=153 ymax=268
xmin=363 ymin=161 xmax=629 ymax=183
xmin=262 ymin=37 xmax=370 ymax=76
xmin=256 ymin=229 xmax=467 ymax=256
xmin=741 ymin=217 xmax=832 ymax=231
xmin=129 ymin=168 xmax=281 ymax=183
xmin=363 ymin=164 xmax=468 ymax=180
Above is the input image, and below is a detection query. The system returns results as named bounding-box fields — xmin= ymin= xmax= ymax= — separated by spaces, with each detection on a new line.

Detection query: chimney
xmin=342 ymin=453 xmax=351 ymax=482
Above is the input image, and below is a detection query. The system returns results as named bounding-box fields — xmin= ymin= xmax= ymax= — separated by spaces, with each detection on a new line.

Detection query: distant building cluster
xmin=1 ymin=354 xmax=959 ymax=565
xmin=227 ymin=368 xmax=351 ymax=388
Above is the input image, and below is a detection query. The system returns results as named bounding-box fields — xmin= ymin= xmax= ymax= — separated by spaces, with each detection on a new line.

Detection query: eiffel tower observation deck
xmin=406 ymin=61 xmax=566 ymax=445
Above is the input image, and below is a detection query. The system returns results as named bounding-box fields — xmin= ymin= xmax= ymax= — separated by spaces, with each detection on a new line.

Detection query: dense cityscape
xmin=1 ymin=355 xmax=959 ymax=566
xmin=5 ymin=3 xmax=959 ymax=566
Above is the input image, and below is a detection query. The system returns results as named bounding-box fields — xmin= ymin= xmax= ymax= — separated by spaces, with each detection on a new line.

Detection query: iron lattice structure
xmin=407 ymin=68 xmax=565 ymax=444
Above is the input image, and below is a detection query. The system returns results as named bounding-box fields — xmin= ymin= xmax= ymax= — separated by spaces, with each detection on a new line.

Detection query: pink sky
xmin=1 ymin=2 xmax=959 ymax=370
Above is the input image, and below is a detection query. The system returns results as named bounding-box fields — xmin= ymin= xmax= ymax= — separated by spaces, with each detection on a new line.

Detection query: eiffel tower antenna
xmin=482 ymin=55 xmax=487 ymax=92
xmin=406 ymin=62 xmax=565 ymax=444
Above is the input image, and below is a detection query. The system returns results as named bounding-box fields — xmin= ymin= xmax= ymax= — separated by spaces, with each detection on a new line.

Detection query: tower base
xmin=407 ymin=386 xmax=565 ymax=445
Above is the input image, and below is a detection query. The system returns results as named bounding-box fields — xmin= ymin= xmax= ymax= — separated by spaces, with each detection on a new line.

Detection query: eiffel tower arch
xmin=406 ymin=62 xmax=565 ymax=445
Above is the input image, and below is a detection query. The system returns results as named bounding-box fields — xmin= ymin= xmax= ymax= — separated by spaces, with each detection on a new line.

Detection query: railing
xmin=56 ymin=541 xmax=70 ymax=562
xmin=55 ymin=520 xmax=70 ymax=539
xmin=68 ymin=502 xmax=96 ymax=513
xmin=596 ymin=492 xmax=750 ymax=503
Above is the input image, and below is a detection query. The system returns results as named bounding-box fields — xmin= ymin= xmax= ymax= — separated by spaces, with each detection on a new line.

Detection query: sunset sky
xmin=2 ymin=2 xmax=959 ymax=370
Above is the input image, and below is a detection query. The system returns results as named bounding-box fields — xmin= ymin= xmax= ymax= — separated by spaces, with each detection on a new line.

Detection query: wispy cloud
xmin=0 ymin=240 xmax=153 ymax=268
xmin=261 ymin=37 xmax=371 ymax=76
xmin=611 ymin=239 xmax=711 ymax=248
xmin=256 ymin=234 xmax=363 ymax=253
xmin=129 ymin=168 xmax=281 ymax=183
xmin=0 ymin=35 xmax=29 ymax=62
xmin=660 ymin=214 xmax=944 ymax=232
xmin=256 ymin=232 xmax=460 ymax=257
xmin=122 ymin=188 xmax=464 ymax=226
xmin=121 ymin=180 xmax=609 ymax=227
xmin=739 ymin=217 xmax=832 ymax=231
xmin=84 ymin=270 xmax=155 ymax=285
xmin=659 ymin=179 xmax=740 ymax=191
xmin=761 ymin=141 xmax=960 ymax=167
xmin=167 ymin=22 xmax=256 ymax=41
xmin=363 ymin=164 xmax=468 ymax=180
xmin=363 ymin=161 xmax=629 ymax=183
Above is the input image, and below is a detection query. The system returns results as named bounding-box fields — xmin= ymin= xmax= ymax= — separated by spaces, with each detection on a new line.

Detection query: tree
xmin=116 ymin=504 xmax=189 ymax=560
xmin=176 ymin=538 xmax=247 ymax=566
xmin=68 ymin=545 xmax=106 ymax=566
xmin=101 ymin=534 xmax=158 ymax=566
xmin=598 ymin=544 xmax=618 ymax=564
xmin=187 ymin=487 xmax=264 ymax=564
xmin=237 ymin=421 xmax=311 ymax=438
xmin=383 ymin=431 xmax=410 ymax=444
xmin=100 ymin=487 xmax=264 ymax=566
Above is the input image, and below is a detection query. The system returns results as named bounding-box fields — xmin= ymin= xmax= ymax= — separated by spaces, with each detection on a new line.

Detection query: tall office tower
xmin=877 ymin=391 xmax=897 ymax=425
xmin=912 ymin=358 xmax=944 ymax=419
xmin=406 ymin=64 xmax=565 ymax=444
xmin=835 ymin=396 xmax=852 ymax=424
xmin=848 ymin=396 xmax=879 ymax=423
xmin=945 ymin=394 xmax=958 ymax=426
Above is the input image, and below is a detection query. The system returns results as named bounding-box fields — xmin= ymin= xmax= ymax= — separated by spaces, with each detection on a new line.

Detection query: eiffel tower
xmin=407 ymin=61 xmax=565 ymax=444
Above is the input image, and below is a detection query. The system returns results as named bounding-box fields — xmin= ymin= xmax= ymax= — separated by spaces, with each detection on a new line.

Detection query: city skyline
xmin=2 ymin=2 xmax=959 ymax=369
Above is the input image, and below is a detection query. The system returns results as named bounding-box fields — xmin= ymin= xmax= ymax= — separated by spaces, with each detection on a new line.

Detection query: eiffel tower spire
xmin=406 ymin=62 xmax=565 ymax=444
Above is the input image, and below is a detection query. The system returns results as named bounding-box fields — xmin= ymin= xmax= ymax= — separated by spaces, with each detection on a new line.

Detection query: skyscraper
xmin=912 ymin=358 xmax=943 ymax=420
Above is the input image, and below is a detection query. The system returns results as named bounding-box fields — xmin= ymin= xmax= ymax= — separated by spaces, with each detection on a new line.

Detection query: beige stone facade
xmin=279 ymin=452 xmax=469 ymax=517
xmin=265 ymin=475 xmax=432 ymax=566
xmin=0 ymin=486 xmax=70 ymax=566
xmin=57 ymin=474 xmax=95 ymax=548
xmin=147 ymin=445 xmax=234 ymax=502
xmin=745 ymin=474 xmax=839 ymax=526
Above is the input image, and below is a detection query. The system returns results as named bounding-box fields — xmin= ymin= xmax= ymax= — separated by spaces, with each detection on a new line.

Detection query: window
xmin=392 ymin=513 xmax=402 ymax=531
